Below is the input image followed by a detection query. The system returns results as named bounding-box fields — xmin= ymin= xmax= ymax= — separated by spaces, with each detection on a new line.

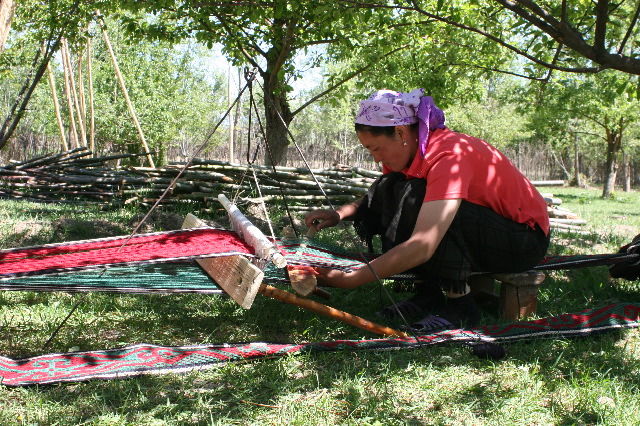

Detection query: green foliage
xmin=116 ymin=1 xmax=372 ymax=88
xmin=87 ymin=23 xmax=226 ymax=163
xmin=8 ymin=0 xmax=111 ymax=45
xmin=446 ymin=78 xmax=532 ymax=149
xmin=4 ymin=0 xmax=640 ymax=174
xmin=406 ymin=0 xmax=640 ymax=76
xmin=1 ymin=9 xmax=227 ymax=164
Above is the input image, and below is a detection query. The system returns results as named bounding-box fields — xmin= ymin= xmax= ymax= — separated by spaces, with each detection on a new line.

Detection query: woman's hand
xmin=304 ymin=209 xmax=341 ymax=233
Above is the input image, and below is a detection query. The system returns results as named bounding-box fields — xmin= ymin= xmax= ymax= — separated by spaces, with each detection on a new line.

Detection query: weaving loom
xmin=1 ymin=193 xmax=639 ymax=314
xmin=5 ymin=64 xmax=640 ymax=387
xmin=0 ymin=194 xmax=410 ymax=338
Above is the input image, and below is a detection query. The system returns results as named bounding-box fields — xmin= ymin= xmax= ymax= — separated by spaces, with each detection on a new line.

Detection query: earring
xmin=402 ymin=140 xmax=407 ymax=146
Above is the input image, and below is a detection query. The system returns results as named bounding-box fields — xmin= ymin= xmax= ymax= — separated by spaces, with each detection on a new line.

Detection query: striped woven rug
xmin=1 ymin=302 xmax=638 ymax=386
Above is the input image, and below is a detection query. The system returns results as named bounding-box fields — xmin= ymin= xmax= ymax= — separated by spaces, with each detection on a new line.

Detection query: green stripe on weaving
xmin=4 ymin=263 xmax=220 ymax=291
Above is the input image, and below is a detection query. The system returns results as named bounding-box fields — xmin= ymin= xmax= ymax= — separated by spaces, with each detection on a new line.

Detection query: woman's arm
xmin=317 ymin=198 xmax=462 ymax=288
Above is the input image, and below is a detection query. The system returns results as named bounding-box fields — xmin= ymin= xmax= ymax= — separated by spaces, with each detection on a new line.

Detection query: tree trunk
xmin=261 ymin=72 xmax=292 ymax=165
xmin=260 ymin=21 xmax=294 ymax=166
xmin=602 ymin=129 xmax=621 ymax=198
xmin=623 ymin=152 xmax=631 ymax=192
xmin=572 ymin=131 xmax=582 ymax=187
xmin=0 ymin=0 xmax=15 ymax=52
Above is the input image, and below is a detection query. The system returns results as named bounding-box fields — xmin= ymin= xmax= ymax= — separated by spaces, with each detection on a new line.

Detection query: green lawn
xmin=1 ymin=187 xmax=640 ymax=425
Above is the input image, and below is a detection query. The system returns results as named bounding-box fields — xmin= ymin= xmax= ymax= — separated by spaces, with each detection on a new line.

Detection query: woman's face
xmin=357 ymin=127 xmax=415 ymax=172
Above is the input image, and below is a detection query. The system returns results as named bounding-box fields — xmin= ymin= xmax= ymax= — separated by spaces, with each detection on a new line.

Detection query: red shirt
xmin=385 ymin=128 xmax=550 ymax=235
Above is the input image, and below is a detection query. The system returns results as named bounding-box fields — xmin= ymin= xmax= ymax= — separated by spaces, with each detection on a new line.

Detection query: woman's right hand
xmin=304 ymin=209 xmax=341 ymax=233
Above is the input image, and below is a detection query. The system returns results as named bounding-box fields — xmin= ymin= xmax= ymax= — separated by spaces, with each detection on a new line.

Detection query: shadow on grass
xmin=610 ymin=210 xmax=640 ymax=218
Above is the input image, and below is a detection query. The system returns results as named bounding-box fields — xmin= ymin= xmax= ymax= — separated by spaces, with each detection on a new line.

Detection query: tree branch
xmin=494 ymin=0 xmax=640 ymax=74
xmin=405 ymin=0 xmax=602 ymax=73
xmin=444 ymin=62 xmax=547 ymax=81
xmin=594 ymin=0 xmax=609 ymax=55
xmin=291 ymin=44 xmax=409 ymax=117
xmin=213 ymin=13 xmax=268 ymax=57
xmin=545 ymin=44 xmax=564 ymax=81
xmin=268 ymin=18 xmax=297 ymax=87
xmin=204 ymin=16 xmax=263 ymax=72
xmin=618 ymin=1 xmax=640 ymax=54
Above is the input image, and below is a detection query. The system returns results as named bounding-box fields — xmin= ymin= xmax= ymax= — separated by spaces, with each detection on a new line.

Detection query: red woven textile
xmin=0 ymin=228 xmax=253 ymax=277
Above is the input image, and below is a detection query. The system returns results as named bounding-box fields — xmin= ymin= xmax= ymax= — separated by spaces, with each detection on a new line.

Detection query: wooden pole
xmin=232 ymin=67 xmax=242 ymax=162
xmin=60 ymin=38 xmax=79 ymax=149
xmin=260 ymin=284 xmax=408 ymax=338
xmin=0 ymin=0 xmax=15 ymax=53
xmin=227 ymin=64 xmax=234 ymax=163
xmin=86 ymin=36 xmax=95 ymax=153
xmin=62 ymin=38 xmax=87 ymax=147
xmin=45 ymin=50 xmax=69 ymax=151
xmin=77 ymin=45 xmax=87 ymax=138
xmin=98 ymin=17 xmax=155 ymax=168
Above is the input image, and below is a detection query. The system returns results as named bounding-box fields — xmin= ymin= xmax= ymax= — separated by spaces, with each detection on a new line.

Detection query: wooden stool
xmin=470 ymin=271 xmax=546 ymax=320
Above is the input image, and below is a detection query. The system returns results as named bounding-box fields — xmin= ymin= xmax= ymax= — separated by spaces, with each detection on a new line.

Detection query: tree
xmin=391 ymin=0 xmax=640 ymax=76
xmin=446 ymin=93 xmax=532 ymax=150
xmin=527 ymin=70 xmax=639 ymax=197
xmin=0 ymin=0 xmax=114 ymax=149
xmin=117 ymin=1 xmax=399 ymax=165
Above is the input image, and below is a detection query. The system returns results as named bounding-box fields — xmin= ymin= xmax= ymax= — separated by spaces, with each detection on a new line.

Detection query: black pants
xmin=353 ymin=173 xmax=550 ymax=293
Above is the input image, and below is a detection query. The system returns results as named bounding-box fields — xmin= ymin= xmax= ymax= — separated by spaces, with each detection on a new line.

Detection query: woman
xmin=305 ymin=89 xmax=550 ymax=331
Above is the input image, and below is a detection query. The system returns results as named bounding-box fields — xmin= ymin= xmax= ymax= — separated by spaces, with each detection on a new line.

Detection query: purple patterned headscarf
xmin=355 ymin=88 xmax=446 ymax=156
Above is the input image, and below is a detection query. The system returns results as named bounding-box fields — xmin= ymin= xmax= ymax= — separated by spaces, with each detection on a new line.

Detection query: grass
xmin=1 ymin=187 xmax=640 ymax=424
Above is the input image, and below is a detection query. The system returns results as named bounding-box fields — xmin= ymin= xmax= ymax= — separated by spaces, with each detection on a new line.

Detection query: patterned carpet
xmin=1 ymin=302 xmax=638 ymax=386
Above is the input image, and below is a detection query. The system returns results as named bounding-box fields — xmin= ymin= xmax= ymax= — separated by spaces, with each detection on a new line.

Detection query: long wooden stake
xmin=62 ymin=39 xmax=87 ymax=147
xmin=45 ymin=51 xmax=69 ymax=150
xmin=99 ymin=18 xmax=155 ymax=168
xmin=60 ymin=38 xmax=79 ymax=148
xmin=260 ymin=284 xmax=408 ymax=338
xmin=227 ymin=64 xmax=234 ymax=163
xmin=77 ymin=45 xmax=87 ymax=137
xmin=86 ymin=37 xmax=95 ymax=153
